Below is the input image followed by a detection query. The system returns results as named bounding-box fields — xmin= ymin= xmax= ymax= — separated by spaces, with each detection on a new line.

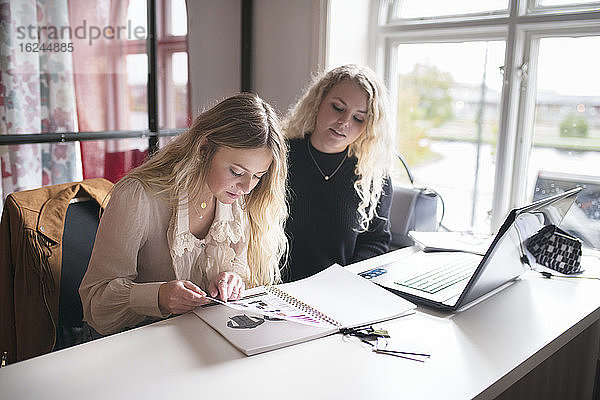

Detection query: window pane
xmin=172 ymin=52 xmax=189 ymax=128
xmin=396 ymin=41 xmax=506 ymax=232
xmin=80 ymin=138 xmax=149 ymax=183
xmin=159 ymin=133 xmax=181 ymax=148
xmin=127 ymin=0 xmax=147 ymax=39
xmin=527 ymin=36 xmax=600 ymax=249
xmin=394 ymin=0 xmax=508 ymax=19
xmin=170 ymin=0 xmax=188 ymax=36
xmin=126 ymin=54 xmax=149 ymax=130
xmin=536 ymin=0 xmax=600 ymax=6
xmin=158 ymin=51 xmax=188 ymax=130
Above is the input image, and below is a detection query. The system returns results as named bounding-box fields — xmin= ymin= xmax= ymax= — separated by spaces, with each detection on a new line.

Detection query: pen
xmin=373 ymin=349 xmax=429 ymax=362
xmin=200 ymin=291 xmax=268 ymax=308
xmin=364 ymin=338 xmax=431 ymax=361
xmin=366 ymin=340 xmax=431 ymax=358
xmin=376 ymin=349 xmax=431 ymax=357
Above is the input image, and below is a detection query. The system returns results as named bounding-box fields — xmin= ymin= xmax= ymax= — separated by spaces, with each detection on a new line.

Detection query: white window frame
xmin=372 ymin=0 xmax=600 ymax=231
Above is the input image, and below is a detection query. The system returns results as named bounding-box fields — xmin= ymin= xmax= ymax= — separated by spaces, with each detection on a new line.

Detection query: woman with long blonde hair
xmin=284 ymin=64 xmax=394 ymax=281
xmin=80 ymin=93 xmax=288 ymax=335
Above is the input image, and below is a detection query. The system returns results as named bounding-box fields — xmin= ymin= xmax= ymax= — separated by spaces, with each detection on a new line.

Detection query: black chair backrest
xmin=55 ymin=200 xmax=100 ymax=350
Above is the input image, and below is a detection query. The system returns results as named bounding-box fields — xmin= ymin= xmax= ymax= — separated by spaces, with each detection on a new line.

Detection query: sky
xmin=537 ymin=36 xmax=600 ymax=97
xmin=396 ymin=41 xmax=507 ymax=93
xmin=397 ymin=0 xmax=508 ymax=18
xmin=396 ymin=37 xmax=600 ymax=98
xmin=396 ymin=0 xmax=599 ymax=18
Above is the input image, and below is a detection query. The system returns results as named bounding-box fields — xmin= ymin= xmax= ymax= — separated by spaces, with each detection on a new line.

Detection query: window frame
xmin=0 ymin=0 xmax=190 ymax=150
xmin=382 ymin=0 xmax=510 ymax=25
xmin=373 ymin=0 xmax=600 ymax=231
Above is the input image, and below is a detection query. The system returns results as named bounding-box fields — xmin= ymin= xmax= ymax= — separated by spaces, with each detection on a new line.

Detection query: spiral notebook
xmin=193 ymin=264 xmax=416 ymax=355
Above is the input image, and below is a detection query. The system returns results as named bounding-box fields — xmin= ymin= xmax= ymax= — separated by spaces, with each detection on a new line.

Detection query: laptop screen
xmin=455 ymin=187 xmax=581 ymax=308
xmin=534 ymin=171 xmax=600 ymax=249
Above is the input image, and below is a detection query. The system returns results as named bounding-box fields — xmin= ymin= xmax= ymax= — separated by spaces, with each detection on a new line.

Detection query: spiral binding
xmin=265 ymin=286 xmax=342 ymax=327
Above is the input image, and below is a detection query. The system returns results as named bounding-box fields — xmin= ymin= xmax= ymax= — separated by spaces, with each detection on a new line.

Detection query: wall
xmin=187 ymin=0 xmax=326 ymax=117
xmin=326 ymin=0 xmax=371 ymax=70
xmin=252 ymin=0 xmax=325 ymax=115
xmin=187 ymin=0 xmax=241 ymax=115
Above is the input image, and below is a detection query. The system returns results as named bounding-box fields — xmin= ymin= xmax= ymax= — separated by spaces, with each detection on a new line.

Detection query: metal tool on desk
xmin=341 ymin=326 xmax=431 ymax=362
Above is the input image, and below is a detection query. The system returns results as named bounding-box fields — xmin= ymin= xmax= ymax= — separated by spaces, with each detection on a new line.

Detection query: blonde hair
xmin=284 ymin=64 xmax=394 ymax=230
xmin=119 ymin=93 xmax=288 ymax=286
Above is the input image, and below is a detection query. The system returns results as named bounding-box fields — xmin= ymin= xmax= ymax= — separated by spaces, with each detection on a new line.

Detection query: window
xmin=122 ymin=0 xmax=190 ymax=134
xmin=523 ymin=35 xmax=600 ymax=248
xmin=0 ymin=0 xmax=190 ymax=206
xmin=375 ymin=0 xmax=600 ymax=249
xmin=395 ymin=41 xmax=505 ymax=232
xmin=527 ymin=36 xmax=600 ymax=198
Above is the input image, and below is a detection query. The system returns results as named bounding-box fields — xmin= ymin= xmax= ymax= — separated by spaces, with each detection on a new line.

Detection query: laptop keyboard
xmin=394 ymin=254 xmax=479 ymax=294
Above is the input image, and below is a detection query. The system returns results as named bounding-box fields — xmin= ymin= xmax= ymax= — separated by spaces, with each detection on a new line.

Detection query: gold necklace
xmin=306 ymin=138 xmax=347 ymax=181
xmin=192 ymin=198 xmax=210 ymax=220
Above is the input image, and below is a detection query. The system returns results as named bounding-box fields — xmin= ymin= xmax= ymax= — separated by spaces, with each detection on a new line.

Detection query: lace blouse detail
xmin=167 ymin=196 xmax=250 ymax=289
xmin=169 ymin=200 xmax=205 ymax=258
xmin=171 ymin=232 xmax=201 ymax=257
xmin=209 ymin=201 xmax=245 ymax=244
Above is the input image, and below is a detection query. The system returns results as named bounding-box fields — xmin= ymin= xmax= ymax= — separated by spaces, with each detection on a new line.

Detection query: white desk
xmin=2 ymin=249 xmax=600 ymax=400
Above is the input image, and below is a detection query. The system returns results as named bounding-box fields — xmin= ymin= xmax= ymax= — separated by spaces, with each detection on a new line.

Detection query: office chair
xmin=390 ymin=153 xmax=444 ymax=248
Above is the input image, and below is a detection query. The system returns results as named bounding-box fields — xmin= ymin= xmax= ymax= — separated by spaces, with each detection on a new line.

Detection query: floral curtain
xmin=0 ymin=0 xmax=81 ymax=209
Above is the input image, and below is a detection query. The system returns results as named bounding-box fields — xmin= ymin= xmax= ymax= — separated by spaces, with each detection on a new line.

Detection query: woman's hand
xmin=208 ymin=271 xmax=245 ymax=302
xmin=158 ymin=280 xmax=211 ymax=315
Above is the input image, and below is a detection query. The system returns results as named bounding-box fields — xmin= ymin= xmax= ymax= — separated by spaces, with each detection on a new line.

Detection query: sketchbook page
xmin=206 ymin=287 xmax=337 ymax=328
xmin=194 ymin=291 xmax=335 ymax=356
xmin=274 ymin=264 xmax=416 ymax=328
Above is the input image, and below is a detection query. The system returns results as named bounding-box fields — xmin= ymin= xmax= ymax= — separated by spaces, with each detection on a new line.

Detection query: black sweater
xmin=284 ymin=137 xmax=392 ymax=282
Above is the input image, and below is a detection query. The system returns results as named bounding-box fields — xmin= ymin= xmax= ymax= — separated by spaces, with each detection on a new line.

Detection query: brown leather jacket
xmin=0 ymin=178 xmax=113 ymax=364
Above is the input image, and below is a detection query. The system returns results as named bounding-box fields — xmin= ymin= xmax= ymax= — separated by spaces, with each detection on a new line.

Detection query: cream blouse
xmin=79 ymin=179 xmax=250 ymax=335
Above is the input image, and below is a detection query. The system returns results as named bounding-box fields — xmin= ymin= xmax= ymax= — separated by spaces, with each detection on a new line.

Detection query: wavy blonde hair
xmin=118 ymin=93 xmax=288 ymax=286
xmin=284 ymin=64 xmax=394 ymax=230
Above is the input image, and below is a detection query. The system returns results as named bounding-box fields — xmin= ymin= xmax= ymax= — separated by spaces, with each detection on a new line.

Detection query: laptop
xmin=361 ymin=187 xmax=582 ymax=311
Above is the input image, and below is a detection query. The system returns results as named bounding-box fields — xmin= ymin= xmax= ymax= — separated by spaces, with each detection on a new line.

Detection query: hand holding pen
xmin=158 ymin=280 xmax=211 ymax=315
xmin=208 ymin=271 xmax=245 ymax=302
xmin=158 ymin=272 xmax=245 ymax=314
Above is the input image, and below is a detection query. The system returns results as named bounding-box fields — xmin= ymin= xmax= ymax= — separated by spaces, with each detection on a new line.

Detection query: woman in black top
xmin=283 ymin=65 xmax=395 ymax=281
